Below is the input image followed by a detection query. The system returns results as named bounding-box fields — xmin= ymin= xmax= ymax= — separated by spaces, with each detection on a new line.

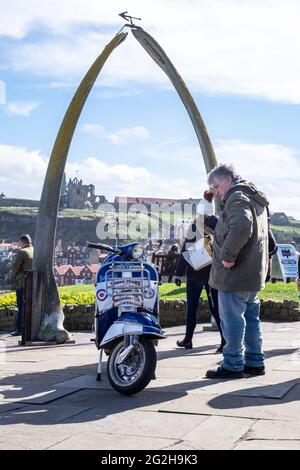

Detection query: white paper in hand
xmin=182 ymin=237 xmax=212 ymax=271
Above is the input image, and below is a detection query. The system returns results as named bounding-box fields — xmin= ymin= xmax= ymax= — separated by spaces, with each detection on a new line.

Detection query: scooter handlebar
xmin=86 ymin=241 xmax=122 ymax=254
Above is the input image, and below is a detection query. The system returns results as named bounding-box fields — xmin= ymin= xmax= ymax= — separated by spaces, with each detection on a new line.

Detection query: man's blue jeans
xmin=218 ymin=291 xmax=265 ymax=371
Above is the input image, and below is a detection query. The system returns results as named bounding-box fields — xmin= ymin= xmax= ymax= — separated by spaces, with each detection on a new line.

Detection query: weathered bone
xmin=32 ymin=33 xmax=128 ymax=343
xmin=132 ymin=27 xmax=218 ymax=174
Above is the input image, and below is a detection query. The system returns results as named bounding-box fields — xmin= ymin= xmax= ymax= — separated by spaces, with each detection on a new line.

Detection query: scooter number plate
xmin=113 ymin=294 xmax=142 ymax=307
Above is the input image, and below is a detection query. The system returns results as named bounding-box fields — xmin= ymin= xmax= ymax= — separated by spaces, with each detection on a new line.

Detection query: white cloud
xmin=80 ymin=123 xmax=106 ymax=137
xmin=80 ymin=123 xmax=149 ymax=145
xmin=107 ymin=127 xmax=149 ymax=145
xmin=0 ymin=80 xmax=6 ymax=105
xmin=61 ymin=141 xmax=300 ymax=219
xmin=96 ymin=88 xmax=144 ymax=99
xmin=214 ymin=140 xmax=300 ymax=217
xmin=66 ymin=157 xmax=191 ymax=200
xmin=47 ymin=81 xmax=75 ymax=89
xmin=0 ymin=144 xmax=47 ymax=198
xmin=2 ymin=0 xmax=300 ymax=103
xmin=0 ymin=143 xmax=191 ymax=202
xmin=215 ymin=140 xmax=300 ymax=181
xmin=143 ymin=145 xmax=202 ymax=162
xmin=143 ymin=139 xmax=300 ymax=218
xmin=5 ymin=101 xmax=40 ymax=117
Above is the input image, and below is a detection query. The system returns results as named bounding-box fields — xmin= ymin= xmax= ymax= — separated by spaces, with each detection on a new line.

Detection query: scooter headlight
xmin=132 ymin=244 xmax=145 ymax=260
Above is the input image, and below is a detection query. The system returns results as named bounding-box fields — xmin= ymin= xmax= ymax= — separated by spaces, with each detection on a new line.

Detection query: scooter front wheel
xmin=107 ymin=337 xmax=156 ymax=395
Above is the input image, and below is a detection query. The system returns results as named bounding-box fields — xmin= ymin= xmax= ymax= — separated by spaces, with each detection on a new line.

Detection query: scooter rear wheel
xmin=107 ymin=337 xmax=156 ymax=395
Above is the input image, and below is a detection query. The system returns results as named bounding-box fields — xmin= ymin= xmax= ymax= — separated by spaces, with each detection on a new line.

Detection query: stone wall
xmin=1 ymin=299 xmax=299 ymax=333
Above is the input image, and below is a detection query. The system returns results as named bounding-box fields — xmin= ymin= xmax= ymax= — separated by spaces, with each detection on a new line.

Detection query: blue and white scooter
xmin=87 ymin=241 xmax=166 ymax=395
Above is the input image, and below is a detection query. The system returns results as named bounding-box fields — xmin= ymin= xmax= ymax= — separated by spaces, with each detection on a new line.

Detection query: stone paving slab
xmin=61 ymin=409 xmax=209 ymax=440
xmin=245 ymin=419 xmax=300 ymax=441
xmin=274 ymin=360 xmax=300 ymax=371
xmin=0 ymin=359 xmax=96 ymax=373
xmin=54 ymin=374 xmax=111 ymax=390
xmin=155 ymin=366 xmax=205 ymax=379
xmin=181 ymin=415 xmax=255 ymax=450
xmin=162 ymin=442 xmax=200 ymax=450
xmin=52 ymin=388 xmax=185 ymax=414
xmin=0 ymin=424 xmax=85 ymax=450
xmin=234 ymin=440 xmax=300 ymax=450
xmin=157 ymin=354 xmax=220 ymax=369
xmin=228 ymin=380 xmax=296 ymax=399
xmin=53 ymin=372 xmax=282 ymax=397
xmin=4 ymin=352 xmax=59 ymax=363
xmin=48 ymin=431 xmax=177 ymax=450
xmin=0 ymin=323 xmax=300 ymax=450
xmin=159 ymin=383 xmax=300 ymax=422
xmin=0 ymin=385 xmax=82 ymax=404
xmin=0 ymin=402 xmax=27 ymax=413
xmin=0 ymin=372 xmax=87 ymax=387
xmin=0 ymin=361 xmax=68 ymax=373
xmin=0 ymin=404 xmax=92 ymax=426
xmin=163 ymin=376 xmax=298 ymax=398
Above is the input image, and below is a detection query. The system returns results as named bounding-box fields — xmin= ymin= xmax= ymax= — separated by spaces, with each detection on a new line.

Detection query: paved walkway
xmin=0 ymin=322 xmax=300 ymax=450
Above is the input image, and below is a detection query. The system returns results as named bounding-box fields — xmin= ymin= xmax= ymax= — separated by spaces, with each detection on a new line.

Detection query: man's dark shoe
xmin=10 ymin=331 xmax=21 ymax=337
xmin=244 ymin=365 xmax=265 ymax=376
xmin=206 ymin=366 xmax=244 ymax=379
xmin=176 ymin=338 xmax=193 ymax=349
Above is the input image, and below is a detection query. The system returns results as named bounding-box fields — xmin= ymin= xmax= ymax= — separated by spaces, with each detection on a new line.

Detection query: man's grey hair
xmin=207 ymin=163 xmax=241 ymax=186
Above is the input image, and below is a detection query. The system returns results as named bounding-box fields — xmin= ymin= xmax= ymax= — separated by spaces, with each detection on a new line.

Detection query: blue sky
xmin=0 ymin=0 xmax=300 ymax=218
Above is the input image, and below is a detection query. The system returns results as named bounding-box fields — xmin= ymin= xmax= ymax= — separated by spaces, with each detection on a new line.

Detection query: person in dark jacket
xmin=11 ymin=234 xmax=33 ymax=336
xmin=164 ymin=244 xmax=180 ymax=283
xmin=297 ymin=252 xmax=300 ymax=293
xmin=205 ymin=164 xmax=269 ymax=379
xmin=174 ymin=220 xmax=226 ymax=352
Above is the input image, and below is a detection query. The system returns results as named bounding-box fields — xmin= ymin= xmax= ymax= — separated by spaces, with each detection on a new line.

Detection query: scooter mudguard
xmin=100 ymin=312 xmax=166 ymax=347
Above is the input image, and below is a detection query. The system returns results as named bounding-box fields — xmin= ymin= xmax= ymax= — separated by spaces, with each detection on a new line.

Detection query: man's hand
xmin=174 ymin=277 xmax=182 ymax=287
xmin=222 ymin=260 xmax=235 ymax=269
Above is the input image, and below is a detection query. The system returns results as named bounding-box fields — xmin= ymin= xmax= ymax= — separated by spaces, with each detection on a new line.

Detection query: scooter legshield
xmin=96 ymin=308 xmax=118 ymax=348
xmin=100 ymin=311 xmax=166 ymax=347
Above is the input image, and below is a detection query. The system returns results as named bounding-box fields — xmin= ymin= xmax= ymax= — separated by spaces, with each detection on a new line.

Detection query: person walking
xmin=205 ymin=164 xmax=269 ymax=379
xmin=164 ymin=244 xmax=180 ymax=283
xmin=11 ymin=234 xmax=34 ymax=336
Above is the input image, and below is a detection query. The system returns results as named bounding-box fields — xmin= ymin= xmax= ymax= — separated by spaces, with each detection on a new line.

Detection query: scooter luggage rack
xmin=105 ymin=262 xmax=152 ymax=301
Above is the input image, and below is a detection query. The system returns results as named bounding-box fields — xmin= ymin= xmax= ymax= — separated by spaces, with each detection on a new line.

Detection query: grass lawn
xmin=160 ymin=282 xmax=299 ymax=303
xmin=59 ymin=282 xmax=300 ymax=302
xmin=271 ymin=224 xmax=300 ymax=235
xmin=1 ymin=281 xmax=299 ymax=308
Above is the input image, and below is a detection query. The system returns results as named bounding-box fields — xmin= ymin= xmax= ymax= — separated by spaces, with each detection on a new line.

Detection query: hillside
xmin=0 ymin=207 xmax=104 ymax=245
xmin=1 ymin=207 xmax=300 ymax=248
xmin=271 ymin=224 xmax=300 ymax=247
